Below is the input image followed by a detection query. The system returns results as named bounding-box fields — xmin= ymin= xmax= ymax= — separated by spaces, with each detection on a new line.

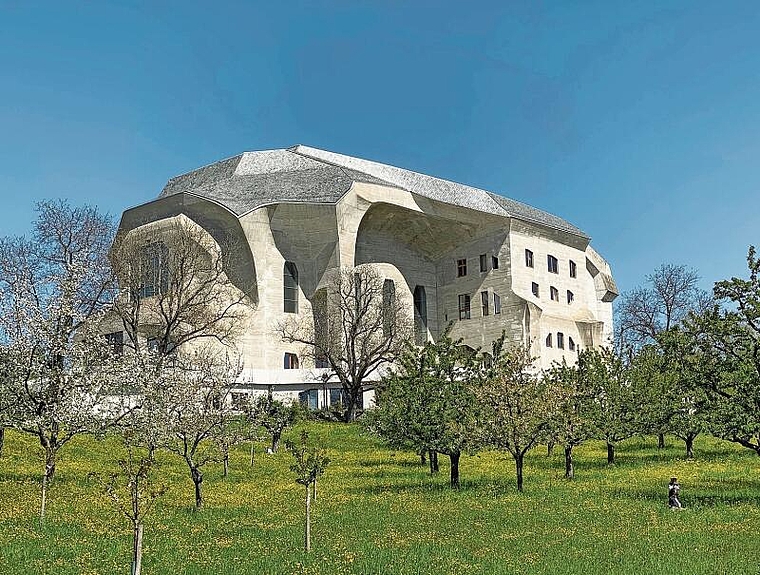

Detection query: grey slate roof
xmin=158 ymin=145 xmax=588 ymax=238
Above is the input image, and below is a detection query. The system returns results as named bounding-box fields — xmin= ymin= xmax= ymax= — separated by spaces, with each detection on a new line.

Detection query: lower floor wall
xmin=230 ymin=383 xmax=376 ymax=412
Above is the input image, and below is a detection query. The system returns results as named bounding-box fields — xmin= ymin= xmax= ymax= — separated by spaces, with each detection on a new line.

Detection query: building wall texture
xmin=117 ymin=145 xmax=618 ymax=403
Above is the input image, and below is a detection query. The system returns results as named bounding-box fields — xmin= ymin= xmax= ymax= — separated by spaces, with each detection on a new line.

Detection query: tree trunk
xmin=313 ymin=476 xmax=317 ymax=501
xmin=429 ymin=450 xmax=439 ymax=474
xmin=40 ymin=470 xmax=48 ymax=524
xmin=223 ymin=450 xmax=229 ymax=478
xmin=271 ymin=431 xmax=281 ymax=453
xmin=40 ymin=448 xmax=56 ymax=522
xmin=564 ymin=445 xmax=574 ymax=479
xmin=685 ymin=434 xmax=695 ymax=459
xmin=547 ymin=441 xmax=554 ymax=457
xmin=250 ymin=442 xmax=255 ymax=467
xmin=345 ymin=395 xmax=358 ymax=422
xmin=419 ymin=449 xmax=426 ymax=465
xmin=607 ymin=441 xmax=615 ymax=465
xmin=305 ymin=483 xmax=311 ymax=552
xmin=131 ymin=522 xmax=143 ymax=575
xmin=658 ymin=433 xmax=665 ymax=449
xmin=449 ymin=451 xmax=461 ymax=490
xmin=0 ymin=427 xmax=5 ymax=457
xmin=191 ymin=465 xmax=203 ymax=509
xmin=515 ymin=453 xmax=525 ymax=492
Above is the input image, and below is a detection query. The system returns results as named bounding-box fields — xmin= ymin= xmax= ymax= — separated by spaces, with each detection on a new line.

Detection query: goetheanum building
xmin=117 ymin=145 xmax=617 ymax=409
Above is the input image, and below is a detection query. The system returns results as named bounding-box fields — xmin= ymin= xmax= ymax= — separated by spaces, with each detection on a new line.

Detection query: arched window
xmin=382 ymin=279 xmax=395 ymax=337
xmin=283 ymin=261 xmax=299 ymax=313
xmin=139 ymin=242 xmax=169 ymax=298
xmin=413 ymin=285 xmax=427 ymax=344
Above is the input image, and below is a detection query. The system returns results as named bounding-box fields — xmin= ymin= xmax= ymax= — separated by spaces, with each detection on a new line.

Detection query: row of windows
xmin=284 ymin=262 xmax=430 ymax=338
xmin=525 ymin=249 xmax=577 ymax=278
xmin=457 ymin=253 xmax=500 ymax=277
xmin=531 ymin=282 xmax=574 ymax=304
xmin=458 ymin=291 xmax=502 ymax=320
xmin=545 ymin=332 xmax=577 ymax=352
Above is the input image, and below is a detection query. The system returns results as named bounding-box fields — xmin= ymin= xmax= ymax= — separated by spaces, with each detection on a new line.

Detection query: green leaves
xmin=286 ymin=430 xmax=330 ymax=487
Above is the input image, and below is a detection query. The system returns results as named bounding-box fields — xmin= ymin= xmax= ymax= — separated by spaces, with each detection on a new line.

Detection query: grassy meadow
xmin=1 ymin=423 xmax=759 ymax=575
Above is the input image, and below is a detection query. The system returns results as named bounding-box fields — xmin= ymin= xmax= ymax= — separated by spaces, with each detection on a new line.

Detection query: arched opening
xmin=284 ymin=261 xmax=299 ymax=313
xmin=413 ymin=285 xmax=427 ymax=344
xmin=382 ymin=279 xmax=396 ymax=337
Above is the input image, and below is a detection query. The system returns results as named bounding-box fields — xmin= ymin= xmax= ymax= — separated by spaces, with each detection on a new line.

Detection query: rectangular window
xmin=458 ymin=294 xmax=471 ymax=320
xmin=481 ymin=291 xmax=489 ymax=316
xmin=568 ymin=337 xmax=576 ymax=352
xmin=569 ymin=260 xmax=577 ymax=278
xmin=284 ymin=353 xmax=299 ymax=369
xmin=479 ymin=254 xmax=488 ymax=273
xmin=493 ymin=293 xmax=501 ymax=314
xmin=532 ymin=282 xmax=539 ymax=297
xmin=567 ymin=290 xmax=574 ymax=304
xmin=525 ymin=249 xmax=534 ymax=268
xmin=329 ymin=388 xmax=344 ymax=406
xmin=548 ymin=255 xmax=559 ymax=274
xmin=545 ymin=334 xmax=552 ymax=348
xmin=298 ymin=389 xmax=318 ymax=410
xmin=550 ymin=286 xmax=559 ymax=301
xmin=492 ymin=255 xmax=499 ymax=270
xmin=557 ymin=332 xmax=565 ymax=349
xmin=457 ymin=258 xmax=467 ymax=277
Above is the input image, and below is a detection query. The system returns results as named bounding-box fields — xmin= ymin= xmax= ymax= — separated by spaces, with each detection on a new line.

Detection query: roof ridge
xmin=165 ymin=153 xmax=244 ymax=183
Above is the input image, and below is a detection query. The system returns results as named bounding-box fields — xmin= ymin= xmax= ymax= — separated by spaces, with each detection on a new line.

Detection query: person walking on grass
xmin=668 ymin=477 xmax=683 ymax=509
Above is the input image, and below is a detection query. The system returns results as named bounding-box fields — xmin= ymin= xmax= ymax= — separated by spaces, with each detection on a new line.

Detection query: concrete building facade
xmin=118 ymin=145 xmax=617 ymax=408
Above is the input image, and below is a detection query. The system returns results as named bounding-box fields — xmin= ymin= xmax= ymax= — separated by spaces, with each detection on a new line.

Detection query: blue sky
xmin=1 ymin=1 xmax=758 ymax=294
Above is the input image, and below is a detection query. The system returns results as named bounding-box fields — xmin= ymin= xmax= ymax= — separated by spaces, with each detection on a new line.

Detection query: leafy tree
xmin=286 ymin=430 xmax=330 ymax=552
xmin=635 ymin=333 xmax=709 ymax=458
xmin=686 ymin=246 xmax=760 ymax=456
xmin=545 ymin=354 xmax=602 ymax=478
xmin=584 ymin=348 xmax=639 ymax=465
xmin=476 ymin=336 xmax=554 ymax=491
xmin=369 ymin=331 xmax=478 ymax=489
xmin=615 ymin=263 xmax=710 ymax=447
xmin=278 ymin=265 xmax=411 ymax=422
xmin=248 ymin=391 xmax=302 ymax=453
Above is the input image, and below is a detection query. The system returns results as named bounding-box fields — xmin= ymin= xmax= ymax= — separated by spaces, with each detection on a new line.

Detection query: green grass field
xmin=1 ymin=424 xmax=759 ymax=574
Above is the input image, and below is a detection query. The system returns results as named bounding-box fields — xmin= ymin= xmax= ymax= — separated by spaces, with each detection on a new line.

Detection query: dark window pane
xmin=457 ymin=258 xmax=467 ymax=277
xmin=458 ymin=294 xmax=471 ymax=320
xmin=284 ymin=261 xmax=299 ymax=313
